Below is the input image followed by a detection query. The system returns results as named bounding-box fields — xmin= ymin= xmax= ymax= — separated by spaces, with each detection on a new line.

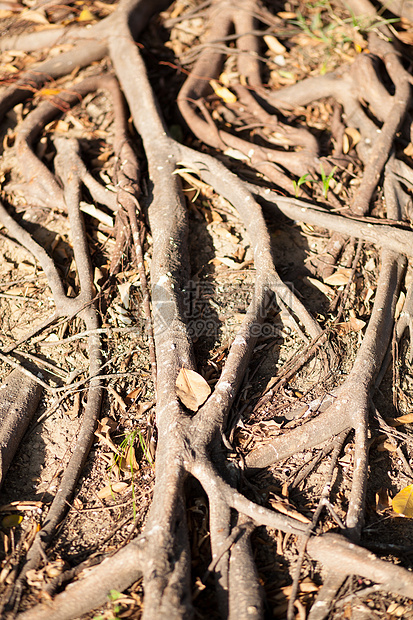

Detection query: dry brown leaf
xmin=268 ymin=498 xmax=310 ymax=524
xmin=336 ymin=315 xmax=366 ymax=334
xmin=394 ymin=412 xmax=413 ymax=424
xmin=118 ymin=445 xmax=139 ymax=472
xmin=324 ymin=268 xmax=352 ymax=286
xmin=306 ymin=276 xmax=334 ymax=297
xmin=97 ymin=481 xmax=129 ymax=500
xmin=124 ymin=387 xmax=142 ymax=405
xmin=176 ymin=367 xmax=211 ymax=411
xmin=343 ymin=127 xmax=361 ymax=153
xmin=375 ymin=487 xmax=392 ymax=512
xmin=377 ymin=439 xmax=397 ymax=452
xmin=396 ymin=30 xmax=413 ymax=46
xmin=395 ymin=291 xmax=405 ymax=319
xmin=19 ymin=9 xmax=49 ymax=23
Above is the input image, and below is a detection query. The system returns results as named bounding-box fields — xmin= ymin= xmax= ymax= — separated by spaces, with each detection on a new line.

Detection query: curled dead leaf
xmin=176 ymin=367 xmax=211 ymax=411
xmin=343 ymin=127 xmax=361 ymax=154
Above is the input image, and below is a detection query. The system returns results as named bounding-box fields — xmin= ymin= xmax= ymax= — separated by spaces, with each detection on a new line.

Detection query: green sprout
xmin=320 ymin=164 xmax=337 ymax=198
xmin=292 ymin=173 xmax=314 ymax=197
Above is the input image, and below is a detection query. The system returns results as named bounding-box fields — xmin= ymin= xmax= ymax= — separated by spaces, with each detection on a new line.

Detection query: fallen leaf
xmin=223 ymin=147 xmax=249 ymax=161
xmin=39 ymin=88 xmax=61 ymax=97
xmin=2 ymin=514 xmax=23 ymax=528
xmin=396 ymin=30 xmax=413 ymax=46
xmin=97 ymin=482 xmax=129 ymax=500
xmin=19 ymin=9 xmax=49 ymax=23
xmin=392 ymin=484 xmax=413 ymax=517
xmin=343 ymin=127 xmax=361 ymax=154
xmin=335 ymin=315 xmax=366 ymax=334
xmin=118 ymin=282 xmax=131 ymax=309
xmin=118 ymin=445 xmax=139 ymax=472
xmin=209 ymin=79 xmax=237 ymax=104
xmin=277 ymin=11 xmax=296 ymax=18
xmin=404 ymin=143 xmax=413 ymax=157
xmin=77 ymin=7 xmax=94 ymax=21
xmin=324 ymin=268 xmax=352 ymax=286
xmin=394 ymin=412 xmax=413 ymax=424
xmin=395 ymin=291 xmax=405 ymax=319
xmin=176 ymin=367 xmax=211 ymax=411
xmin=306 ymin=276 xmax=334 ymax=297
xmin=377 ymin=439 xmax=397 ymax=452
xmin=264 ymin=34 xmax=286 ymax=55
xmin=375 ymin=487 xmax=391 ymax=512
xmin=268 ymin=497 xmax=310 ymax=524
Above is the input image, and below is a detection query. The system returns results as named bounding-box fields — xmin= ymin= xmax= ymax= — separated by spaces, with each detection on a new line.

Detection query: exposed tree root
xmin=0 ymin=0 xmax=412 ymax=618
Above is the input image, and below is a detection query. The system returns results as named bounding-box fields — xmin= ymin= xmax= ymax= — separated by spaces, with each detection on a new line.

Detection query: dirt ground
xmin=0 ymin=0 xmax=413 ymax=618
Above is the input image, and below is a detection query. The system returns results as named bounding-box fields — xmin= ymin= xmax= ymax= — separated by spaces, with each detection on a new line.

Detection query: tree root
xmin=0 ymin=0 xmax=412 ymax=618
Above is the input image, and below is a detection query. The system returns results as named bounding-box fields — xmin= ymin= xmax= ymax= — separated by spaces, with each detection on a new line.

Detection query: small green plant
xmin=93 ymin=590 xmax=124 ymax=620
xmin=344 ymin=10 xmax=399 ymax=34
xmin=320 ymin=164 xmax=337 ymax=198
xmin=109 ymin=428 xmax=154 ymax=521
xmin=290 ymin=10 xmax=340 ymax=46
xmin=292 ymin=172 xmax=314 ymax=197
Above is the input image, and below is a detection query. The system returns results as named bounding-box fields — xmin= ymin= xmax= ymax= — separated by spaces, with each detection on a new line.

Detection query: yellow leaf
xmin=392 ymin=484 xmax=413 ymax=517
xmin=176 ymin=367 xmax=211 ymax=411
xmin=2 ymin=514 xmax=23 ymax=527
xmin=209 ymin=79 xmax=237 ymax=104
xmin=77 ymin=8 xmax=94 ymax=21
xmin=39 ymin=88 xmax=61 ymax=97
